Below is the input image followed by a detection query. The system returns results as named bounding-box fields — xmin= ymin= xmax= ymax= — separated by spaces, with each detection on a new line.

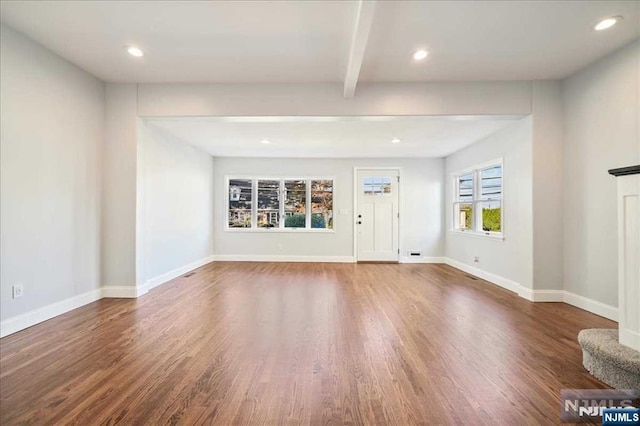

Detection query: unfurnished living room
xmin=0 ymin=1 xmax=639 ymax=425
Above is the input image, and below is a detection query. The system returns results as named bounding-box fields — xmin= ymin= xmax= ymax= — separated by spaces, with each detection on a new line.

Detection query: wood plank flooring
xmin=0 ymin=262 xmax=614 ymax=425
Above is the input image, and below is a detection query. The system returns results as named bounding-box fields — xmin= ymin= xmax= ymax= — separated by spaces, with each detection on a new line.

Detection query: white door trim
xmin=353 ymin=167 xmax=403 ymax=262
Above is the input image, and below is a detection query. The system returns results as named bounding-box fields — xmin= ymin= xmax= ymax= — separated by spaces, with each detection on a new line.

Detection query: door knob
xmin=358 ymin=214 xmax=362 ymax=218
xmin=357 ymin=221 xmax=362 ymax=224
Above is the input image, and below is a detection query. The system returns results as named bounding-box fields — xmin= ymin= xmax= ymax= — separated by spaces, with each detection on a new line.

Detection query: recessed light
xmin=412 ymin=49 xmax=428 ymax=61
xmin=391 ymin=138 xmax=401 ymax=144
xmin=260 ymin=139 xmax=271 ymax=144
xmin=127 ymin=46 xmax=144 ymax=57
xmin=594 ymin=16 xmax=622 ymax=31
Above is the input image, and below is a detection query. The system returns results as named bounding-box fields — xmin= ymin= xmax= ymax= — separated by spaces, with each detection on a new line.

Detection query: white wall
xmin=562 ymin=39 xmax=640 ymax=307
xmin=0 ymin=25 xmax=104 ymax=320
xmin=137 ymin=82 xmax=532 ymax=117
xmin=139 ymin=124 xmax=214 ymax=283
xmin=445 ymin=117 xmax=534 ymax=289
xmin=212 ymin=157 xmax=444 ymax=261
xmin=532 ymin=81 xmax=564 ymax=290
xmin=102 ymin=84 xmax=138 ymax=288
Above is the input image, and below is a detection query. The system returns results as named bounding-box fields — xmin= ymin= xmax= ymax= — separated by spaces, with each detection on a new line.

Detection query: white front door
xmin=356 ymin=169 xmax=400 ymax=262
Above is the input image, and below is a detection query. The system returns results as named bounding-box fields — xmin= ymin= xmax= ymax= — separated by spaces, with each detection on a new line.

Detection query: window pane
xmin=363 ymin=177 xmax=375 ymax=194
xmin=363 ymin=177 xmax=392 ymax=195
xmin=284 ymin=180 xmax=306 ymax=228
xmin=257 ymin=180 xmax=280 ymax=228
xmin=311 ymin=180 xmax=333 ymax=229
xmin=457 ymin=173 xmax=474 ymax=202
xmin=481 ymin=201 xmax=501 ymax=232
xmin=454 ymin=203 xmax=473 ymax=230
xmin=228 ymin=179 xmax=252 ymax=228
xmin=481 ymin=166 xmax=502 ymax=201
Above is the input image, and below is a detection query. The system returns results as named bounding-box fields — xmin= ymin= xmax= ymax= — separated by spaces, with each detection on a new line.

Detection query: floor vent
xmin=183 ymin=272 xmax=195 ymax=278
xmin=465 ymin=274 xmax=478 ymax=280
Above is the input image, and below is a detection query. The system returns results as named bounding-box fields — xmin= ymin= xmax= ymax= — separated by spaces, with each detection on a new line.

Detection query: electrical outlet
xmin=473 ymin=256 xmax=480 ymax=263
xmin=13 ymin=284 xmax=24 ymax=299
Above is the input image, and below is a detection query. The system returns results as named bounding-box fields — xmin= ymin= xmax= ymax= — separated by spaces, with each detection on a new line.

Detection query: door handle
xmin=358 ymin=214 xmax=362 ymax=218
xmin=357 ymin=221 xmax=362 ymax=225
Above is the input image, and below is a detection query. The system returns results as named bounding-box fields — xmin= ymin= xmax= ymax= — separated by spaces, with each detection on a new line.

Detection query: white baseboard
xmin=1 ymin=256 xmax=216 ymax=338
xmin=527 ymin=289 xmax=565 ymax=302
xmin=212 ymin=255 xmax=355 ymax=263
xmin=101 ymin=286 xmax=141 ymax=299
xmin=620 ymin=329 xmax=640 ymax=351
xmin=400 ymin=256 xmax=445 ymax=264
xmin=140 ymin=255 xmax=215 ymax=294
xmin=563 ymin=291 xmax=618 ymax=322
xmin=516 ymin=286 xmax=534 ymax=301
xmin=443 ymin=257 xmax=522 ymax=294
xmin=518 ymin=288 xmax=566 ymax=303
xmin=442 ymin=257 xmax=618 ymax=321
xmin=0 ymin=288 xmax=102 ymax=338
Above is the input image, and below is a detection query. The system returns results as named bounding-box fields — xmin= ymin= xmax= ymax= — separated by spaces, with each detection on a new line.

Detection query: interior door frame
xmin=353 ymin=167 xmax=403 ymax=262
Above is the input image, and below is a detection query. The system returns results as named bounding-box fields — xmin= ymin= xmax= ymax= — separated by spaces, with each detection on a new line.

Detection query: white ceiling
xmin=145 ymin=115 xmax=525 ymax=158
xmin=1 ymin=1 xmax=638 ymax=85
xmin=1 ymin=1 xmax=355 ymax=84
xmin=360 ymin=1 xmax=640 ymax=82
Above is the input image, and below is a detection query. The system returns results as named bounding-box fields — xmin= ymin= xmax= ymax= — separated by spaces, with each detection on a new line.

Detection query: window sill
xmin=225 ymin=228 xmax=335 ymax=234
xmin=448 ymin=230 xmax=505 ymax=241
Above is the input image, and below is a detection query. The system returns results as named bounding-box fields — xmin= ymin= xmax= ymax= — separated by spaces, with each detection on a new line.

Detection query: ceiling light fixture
xmin=594 ymin=16 xmax=622 ymax=31
xmin=127 ymin=46 xmax=144 ymax=57
xmin=260 ymin=139 xmax=271 ymax=144
xmin=412 ymin=49 xmax=428 ymax=61
xmin=391 ymin=138 xmax=401 ymax=144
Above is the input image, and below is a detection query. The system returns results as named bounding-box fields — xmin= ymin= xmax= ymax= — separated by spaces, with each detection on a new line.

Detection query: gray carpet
xmin=578 ymin=329 xmax=640 ymax=389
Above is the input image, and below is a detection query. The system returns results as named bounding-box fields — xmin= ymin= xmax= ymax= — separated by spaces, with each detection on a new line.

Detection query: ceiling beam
xmin=343 ymin=0 xmax=377 ymax=98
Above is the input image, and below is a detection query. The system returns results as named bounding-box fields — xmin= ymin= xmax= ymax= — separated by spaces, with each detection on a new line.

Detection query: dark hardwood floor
xmin=0 ymin=262 xmax=614 ymax=425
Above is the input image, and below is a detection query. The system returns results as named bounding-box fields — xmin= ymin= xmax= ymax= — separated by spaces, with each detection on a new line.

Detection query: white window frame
xmin=450 ymin=159 xmax=504 ymax=240
xmin=224 ymin=176 xmax=335 ymax=233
